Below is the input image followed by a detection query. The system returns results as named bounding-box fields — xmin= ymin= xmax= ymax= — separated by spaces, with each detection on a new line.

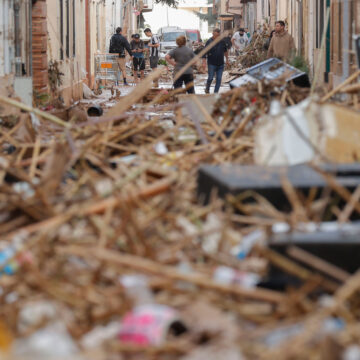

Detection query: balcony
xmin=138 ymin=0 xmax=153 ymax=12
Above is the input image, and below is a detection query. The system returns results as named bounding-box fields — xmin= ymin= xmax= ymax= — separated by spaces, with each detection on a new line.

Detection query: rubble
xmin=229 ymin=58 xmax=311 ymax=89
xmin=237 ymin=31 xmax=270 ymax=69
xmin=0 ymin=56 xmax=360 ymax=360
xmin=255 ymin=100 xmax=360 ymax=165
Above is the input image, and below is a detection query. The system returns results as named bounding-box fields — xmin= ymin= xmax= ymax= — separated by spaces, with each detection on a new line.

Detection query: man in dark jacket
xmin=224 ymin=32 xmax=233 ymax=52
xmin=109 ymin=27 xmax=133 ymax=86
xmin=202 ymin=28 xmax=229 ymax=93
xmin=130 ymin=34 xmax=145 ymax=82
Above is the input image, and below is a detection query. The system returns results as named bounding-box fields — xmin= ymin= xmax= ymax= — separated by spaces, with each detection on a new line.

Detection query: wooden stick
xmin=311 ymin=8 xmax=330 ymax=95
xmin=184 ymin=99 xmax=209 ymax=144
xmin=338 ymin=185 xmax=360 ymax=223
xmin=85 ymin=176 xmax=175 ymax=215
xmin=341 ymin=83 xmax=360 ymax=93
xmin=3 ymin=176 xmax=175 ymax=240
xmin=260 ymin=248 xmax=338 ymax=292
xmin=281 ymin=176 xmax=308 ymax=222
xmin=29 ymin=137 xmax=41 ymax=179
xmin=57 ymin=245 xmax=285 ymax=304
xmin=230 ymin=111 xmax=254 ymax=139
xmin=191 ymin=95 xmax=227 ymax=141
xmin=311 ymin=165 xmax=360 ymax=215
xmin=216 ymin=90 xmax=239 ymax=137
xmin=108 ymin=340 xmax=191 ymax=355
xmin=287 ymin=246 xmax=350 ymax=283
xmin=0 ymin=128 xmax=21 ymax=148
xmin=321 ymin=69 xmax=360 ymax=103
xmin=77 ymin=103 xmax=183 ymax=128
xmin=0 ymin=95 xmax=71 ymax=128
xmin=106 ymin=68 xmax=163 ymax=117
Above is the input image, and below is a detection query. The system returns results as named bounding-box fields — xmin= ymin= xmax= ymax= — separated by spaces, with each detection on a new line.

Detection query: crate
xmin=197 ymin=163 xmax=360 ymax=215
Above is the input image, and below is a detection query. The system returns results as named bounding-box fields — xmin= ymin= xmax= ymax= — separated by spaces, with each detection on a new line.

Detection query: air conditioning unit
xmin=140 ymin=0 xmax=153 ymax=12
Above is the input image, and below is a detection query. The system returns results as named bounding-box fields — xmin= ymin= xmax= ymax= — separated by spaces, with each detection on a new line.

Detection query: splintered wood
xmin=0 ymin=68 xmax=359 ymax=360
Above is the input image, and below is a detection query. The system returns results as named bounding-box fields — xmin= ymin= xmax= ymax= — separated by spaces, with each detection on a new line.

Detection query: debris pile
xmin=212 ymin=79 xmax=310 ymax=135
xmin=236 ymin=31 xmax=270 ymax=69
xmin=0 ymin=64 xmax=360 ymax=360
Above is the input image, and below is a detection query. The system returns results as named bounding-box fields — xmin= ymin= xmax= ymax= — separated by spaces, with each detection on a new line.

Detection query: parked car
xmin=159 ymin=30 xmax=187 ymax=58
xmin=157 ymin=26 xmax=181 ymax=38
xmin=185 ymin=29 xmax=202 ymax=45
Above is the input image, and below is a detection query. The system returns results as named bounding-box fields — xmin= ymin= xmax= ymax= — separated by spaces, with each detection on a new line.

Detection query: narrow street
xmin=0 ymin=1 xmax=360 ymax=359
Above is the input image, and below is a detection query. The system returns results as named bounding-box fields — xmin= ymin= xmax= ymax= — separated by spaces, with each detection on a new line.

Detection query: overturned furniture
xmin=268 ymin=221 xmax=360 ymax=274
xmin=197 ymin=163 xmax=360 ymax=214
xmin=255 ymin=100 xmax=360 ymax=166
xmin=230 ymin=58 xmax=311 ymax=89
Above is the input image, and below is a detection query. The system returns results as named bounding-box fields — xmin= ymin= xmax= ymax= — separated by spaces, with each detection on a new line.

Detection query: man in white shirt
xmin=232 ymin=28 xmax=249 ymax=55
xmin=144 ymin=27 xmax=160 ymax=86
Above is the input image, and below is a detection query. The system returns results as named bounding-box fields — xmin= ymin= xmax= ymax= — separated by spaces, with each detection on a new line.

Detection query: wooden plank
xmin=287 ymin=246 xmax=351 ymax=283
xmin=57 ymin=246 xmax=286 ymax=304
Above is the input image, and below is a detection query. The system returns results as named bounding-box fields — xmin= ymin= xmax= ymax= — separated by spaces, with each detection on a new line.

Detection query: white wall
xmin=106 ymin=0 xmax=122 ymax=45
xmin=257 ymin=0 xmax=271 ymax=26
xmin=143 ymin=2 xmax=212 ymax=40
xmin=0 ymin=0 xmax=31 ymax=78
xmin=0 ymin=0 xmax=15 ymax=77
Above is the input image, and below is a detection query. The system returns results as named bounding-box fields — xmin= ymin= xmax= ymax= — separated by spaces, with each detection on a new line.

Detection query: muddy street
xmin=1 ymin=1 xmax=360 ymax=359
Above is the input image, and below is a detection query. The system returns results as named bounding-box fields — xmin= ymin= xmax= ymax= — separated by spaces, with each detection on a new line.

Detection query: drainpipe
xmin=28 ymin=0 xmax=32 ymax=76
xmin=298 ymin=0 xmax=303 ymax=56
xmin=14 ymin=0 xmax=22 ymax=76
xmin=86 ymin=0 xmax=91 ymax=86
xmin=342 ymin=0 xmax=350 ymax=80
xmin=119 ymin=0 xmax=123 ymax=28
xmin=325 ymin=0 xmax=330 ymax=81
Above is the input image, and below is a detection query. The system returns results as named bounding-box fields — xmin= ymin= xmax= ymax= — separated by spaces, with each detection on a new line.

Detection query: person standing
xmin=267 ymin=21 xmax=295 ymax=61
xmin=109 ymin=27 xmax=133 ymax=86
xmin=264 ymin=30 xmax=275 ymax=51
xmin=202 ymin=28 xmax=229 ymax=94
xmin=231 ymin=28 xmax=249 ymax=55
xmin=130 ymin=34 xmax=145 ymax=83
xmin=165 ymin=35 xmax=195 ymax=94
xmin=224 ymin=32 xmax=233 ymax=53
xmin=144 ymin=28 xmax=160 ymax=86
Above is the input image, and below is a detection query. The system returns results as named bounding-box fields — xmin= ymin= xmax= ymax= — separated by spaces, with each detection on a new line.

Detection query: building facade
xmin=45 ymin=0 xmax=107 ymax=103
xmin=225 ymin=0 xmax=359 ymax=87
xmin=0 ymin=0 xmax=33 ymax=105
xmin=1 ymin=0 xmax=108 ymax=107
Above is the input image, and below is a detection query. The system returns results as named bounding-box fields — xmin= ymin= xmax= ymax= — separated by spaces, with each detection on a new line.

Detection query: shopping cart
xmin=94 ymin=54 xmax=119 ymax=92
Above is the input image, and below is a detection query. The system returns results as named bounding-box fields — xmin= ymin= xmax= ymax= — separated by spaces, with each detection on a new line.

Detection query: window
xmin=60 ymin=0 xmax=76 ymax=59
xmin=338 ymin=2 xmax=342 ymax=63
xmin=73 ymin=0 xmax=76 ymax=56
xmin=96 ymin=3 xmax=100 ymax=50
xmin=60 ymin=0 xmax=64 ymax=59
xmin=66 ymin=0 xmax=70 ymax=58
xmin=316 ymin=0 xmax=325 ymax=49
xmin=163 ymin=32 xmax=186 ymax=42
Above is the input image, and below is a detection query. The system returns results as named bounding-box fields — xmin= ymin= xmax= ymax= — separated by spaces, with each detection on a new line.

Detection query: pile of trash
xmin=223 ymin=31 xmax=271 ymax=84
xmin=236 ymin=31 xmax=270 ymax=69
xmin=0 ymin=64 xmax=360 ymax=360
xmin=211 ymin=79 xmax=310 ymax=135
